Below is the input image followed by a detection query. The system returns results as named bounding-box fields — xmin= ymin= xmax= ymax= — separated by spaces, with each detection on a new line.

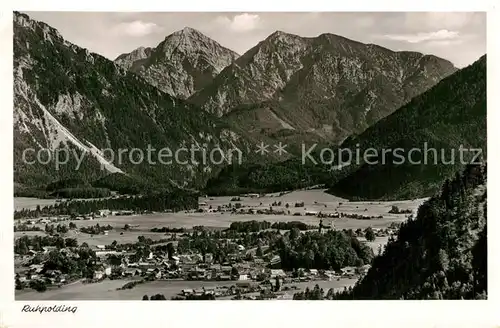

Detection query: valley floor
xmin=14 ymin=190 xmax=426 ymax=300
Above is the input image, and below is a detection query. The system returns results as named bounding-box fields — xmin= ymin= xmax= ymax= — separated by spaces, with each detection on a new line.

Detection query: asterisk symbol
xmin=255 ymin=142 xmax=269 ymax=155
xmin=273 ymin=142 xmax=288 ymax=156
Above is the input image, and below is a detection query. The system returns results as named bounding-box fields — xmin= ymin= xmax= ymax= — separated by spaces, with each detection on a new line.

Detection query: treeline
xmin=204 ymin=160 xmax=335 ymax=196
xmin=45 ymin=224 xmax=70 ymax=234
xmin=80 ymin=224 xmax=113 ymax=235
xmin=333 ymin=164 xmax=487 ymax=300
xmin=49 ymin=187 xmax=112 ymax=199
xmin=271 ymin=221 xmax=317 ymax=231
xmin=150 ymin=227 xmax=186 ymax=233
xmin=228 ymin=220 xmax=318 ymax=233
xmin=14 ymin=235 xmax=78 ymax=255
xmin=171 ymin=294 xmax=216 ymax=300
xmin=43 ymin=247 xmax=98 ymax=279
xmin=14 ymin=224 xmax=43 ymax=232
xmin=273 ymin=229 xmax=373 ymax=270
xmin=14 ymin=189 xmax=198 ymax=219
xmin=229 ymin=220 xmax=272 ymax=233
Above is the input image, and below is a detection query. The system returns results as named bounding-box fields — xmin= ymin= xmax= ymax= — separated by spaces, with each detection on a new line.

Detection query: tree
xmin=364 ymin=227 xmax=376 ymax=242
xmin=256 ymin=245 xmax=263 ymax=257
xmin=142 ymin=295 xmax=149 ymax=300
xmin=275 ymin=277 xmax=281 ymax=292
xmin=166 ymin=242 xmax=175 ymax=259
xmin=15 ymin=277 xmax=24 ymax=290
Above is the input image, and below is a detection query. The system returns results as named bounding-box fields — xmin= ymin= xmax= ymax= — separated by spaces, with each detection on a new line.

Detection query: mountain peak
xmin=114 ymin=25 xmax=239 ymax=99
xmin=266 ymin=30 xmax=302 ymax=41
xmin=172 ymin=26 xmax=203 ymax=37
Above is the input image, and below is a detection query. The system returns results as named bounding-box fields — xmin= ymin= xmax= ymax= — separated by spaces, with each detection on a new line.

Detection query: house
xmin=27 ymin=249 xmax=38 ymax=256
xmin=253 ymin=258 xmax=265 ymax=265
xmin=188 ymin=267 xmax=207 ymax=280
xmin=210 ymin=264 xmax=221 ymax=271
xmin=104 ymin=266 xmax=112 ymax=276
xmin=340 ymin=266 xmax=356 ymax=276
xmin=98 ymin=209 xmax=111 ymax=217
xmin=95 ymin=245 xmax=106 ymax=250
xmin=93 ymin=271 xmax=104 ymax=280
xmin=193 ymin=289 xmax=204 ymax=296
xmin=124 ymin=268 xmax=141 ymax=276
xmin=236 ymin=281 xmax=256 ymax=288
xmin=204 ymin=253 xmax=213 ymax=263
xmin=191 ymin=254 xmax=203 ymax=262
xmin=42 ymin=246 xmax=56 ymax=254
xmin=220 ymin=266 xmax=232 ymax=274
xmin=238 ymin=274 xmax=249 ymax=281
xmin=320 ymin=271 xmax=335 ymax=281
xmin=138 ymin=262 xmax=152 ymax=269
xmin=309 ymin=269 xmax=318 ymax=276
xmin=357 ymin=264 xmax=371 ymax=275
xmin=218 ymin=275 xmax=232 ymax=281
xmin=29 ymin=264 xmax=44 ymax=273
xmin=170 ymin=256 xmax=180 ymax=266
xmin=182 ymin=289 xmax=194 ymax=296
xmin=45 ymin=270 xmax=62 ymax=277
xmin=270 ymin=269 xmax=286 ymax=278
xmin=103 ymin=231 xmax=109 ymax=236
xmin=237 ymin=245 xmax=245 ymax=251
xmin=96 ymin=250 xmax=120 ymax=257
xmin=270 ymin=255 xmax=281 ymax=268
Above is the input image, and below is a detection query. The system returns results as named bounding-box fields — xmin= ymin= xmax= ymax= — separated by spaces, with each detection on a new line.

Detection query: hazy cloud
xmin=114 ymin=20 xmax=160 ymax=37
xmin=215 ymin=13 xmax=261 ymax=32
xmin=383 ymin=29 xmax=460 ymax=44
xmin=404 ymin=12 xmax=473 ymax=31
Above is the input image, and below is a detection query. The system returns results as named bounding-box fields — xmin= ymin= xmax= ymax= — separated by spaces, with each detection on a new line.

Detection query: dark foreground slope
xmin=334 ymin=164 xmax=487 ymax=300
xmin=329 ymin=55 xmax=486 ymax=200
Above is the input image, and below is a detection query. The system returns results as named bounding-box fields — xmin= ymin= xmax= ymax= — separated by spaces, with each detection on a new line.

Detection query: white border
xmin=1 ymin=1 xmax=499 ymax=328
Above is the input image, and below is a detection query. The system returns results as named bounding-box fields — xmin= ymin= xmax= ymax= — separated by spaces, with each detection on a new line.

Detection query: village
xmin=14 ymin=190 xmax=420 ymax=300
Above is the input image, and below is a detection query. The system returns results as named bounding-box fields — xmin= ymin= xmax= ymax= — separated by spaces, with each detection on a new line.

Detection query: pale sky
xmin=25 ymin=12 xmax=486 ymax=68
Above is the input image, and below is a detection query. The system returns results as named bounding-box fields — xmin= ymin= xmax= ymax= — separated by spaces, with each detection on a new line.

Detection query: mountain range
xmin=13 ymin=12 xmax=484 ymax=202
xmin=116 ymin=26 xmax=457 ymax=148
xmin=329 ymin=55 xmax=486 ymax=200
xmin=204 ymin=55 xmax=486 ymax=200
xmin=13 ymin=12 xmax=247 ymax=192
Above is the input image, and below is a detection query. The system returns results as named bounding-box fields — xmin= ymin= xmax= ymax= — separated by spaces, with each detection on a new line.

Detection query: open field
xmin=357 ymin=236 xmax=390 ymax=254
xmin=14 ymin=190 xmax=426 ymax=247
xmin=15 ymin=197 xmax=58 ymax=211
xmin=15 ymin=277 xmax=358 ymax=301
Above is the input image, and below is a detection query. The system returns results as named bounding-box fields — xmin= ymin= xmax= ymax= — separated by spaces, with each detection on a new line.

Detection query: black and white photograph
xmin=9 ymin=10 xmax=488 ymax=305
